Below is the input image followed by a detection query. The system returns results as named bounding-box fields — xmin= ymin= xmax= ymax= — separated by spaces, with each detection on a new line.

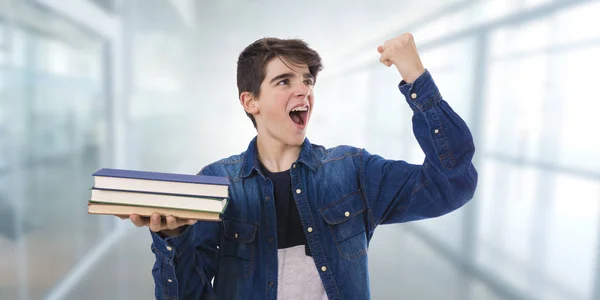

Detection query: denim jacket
xmin=150 ymin=70 xmax=478 ymax=300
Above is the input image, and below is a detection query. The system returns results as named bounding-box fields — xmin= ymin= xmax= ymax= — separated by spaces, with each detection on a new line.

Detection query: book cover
xmin=93 ymin=168 xmax=229 ymax=186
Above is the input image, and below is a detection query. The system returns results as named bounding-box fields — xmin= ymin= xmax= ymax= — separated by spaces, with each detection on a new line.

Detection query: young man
xmin=127 ymin=33 xmax=478 ymax=299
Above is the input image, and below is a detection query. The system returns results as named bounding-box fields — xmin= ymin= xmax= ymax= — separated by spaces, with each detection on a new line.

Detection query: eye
xmin=277 ymin=79 xmax=290 ymax=85
xmin=303 ymin=78 xmax=315 ymax=86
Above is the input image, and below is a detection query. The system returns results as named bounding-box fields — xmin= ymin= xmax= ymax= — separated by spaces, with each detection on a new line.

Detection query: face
xmin=242 ymin=57 xmax=315 ymax=146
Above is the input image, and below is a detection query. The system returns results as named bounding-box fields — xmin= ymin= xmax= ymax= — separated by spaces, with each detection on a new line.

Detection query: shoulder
xmin=196 ymin=152 xmax=245 ymax=180
xmin=310 ymin=142 xmax=364 ymax=166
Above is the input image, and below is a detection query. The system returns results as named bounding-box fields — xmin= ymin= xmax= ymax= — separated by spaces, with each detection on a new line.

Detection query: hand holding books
xmin=88 ymin=168 xmax=230 ymax=237
xmin=118 ymin=212 xmax=195 ymax=237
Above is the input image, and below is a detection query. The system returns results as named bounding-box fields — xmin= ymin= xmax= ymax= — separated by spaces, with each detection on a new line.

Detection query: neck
xmin=256 ymin=134 xmax=302 ymax=173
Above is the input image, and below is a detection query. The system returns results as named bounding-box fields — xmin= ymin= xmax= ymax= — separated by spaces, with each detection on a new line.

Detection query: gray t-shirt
xmin=277 ymin=245 xmax=328 ymax=299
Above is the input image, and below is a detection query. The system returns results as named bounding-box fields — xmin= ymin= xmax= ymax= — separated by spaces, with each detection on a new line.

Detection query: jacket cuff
xmin=398 ymin=69 xmax=442 ymax=112
xmin=150 ymin=225 xmax=193 ymax=260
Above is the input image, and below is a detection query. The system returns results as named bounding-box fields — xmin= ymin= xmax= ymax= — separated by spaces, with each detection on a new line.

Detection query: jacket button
xmin=292 ymin=163 xmax=296 ymax=168
xmin=269 ymin=281 xmax=274 ymax=287
xmin=235 ymin=233 xmax=238 ymax=239
xmin=307 ymin=227 xmax=313 ymax=233
xmin=411 ymin=93 xmax=417 ymax=99
xmin=434 ymin=129 xmax=439 ymax=134
xmin=321 ymin=266 xmax=327 ymax=272
xmin=296 ymin=189 xmax=302 ymax=194
xmin=344 ymin=211 xmax=350 ymax=217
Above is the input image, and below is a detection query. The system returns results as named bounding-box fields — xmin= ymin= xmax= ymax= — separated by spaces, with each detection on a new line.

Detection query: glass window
xmin=554 ymin=45 xmax=600 ymax=173
xmin=553 ymin=1 xmax=600 ymax=47
xmin=545 ymin=173 xmax=599 ymax=299
xmin=0 ymin=22 xmax=5 ymax=66
xmin=476 ymin=2 xmax=600 ymax=299
xmin=475 ymin=159 xmax=543 ymax=295
xmin=0 ymin=21 xmax=109 ymax=300
xmin=482 ymin=54 xmax=547 ymax=160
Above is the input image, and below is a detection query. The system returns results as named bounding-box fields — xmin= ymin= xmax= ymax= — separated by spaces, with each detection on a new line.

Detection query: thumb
xmin=377 ymin=45 xmax=384 ymax=54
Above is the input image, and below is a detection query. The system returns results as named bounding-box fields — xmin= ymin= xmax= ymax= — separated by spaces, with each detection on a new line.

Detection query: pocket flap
xmin=223 ymin=219 xmax=258 ymax=243
xmin=319 ymin=191 xmax=365 ymax=225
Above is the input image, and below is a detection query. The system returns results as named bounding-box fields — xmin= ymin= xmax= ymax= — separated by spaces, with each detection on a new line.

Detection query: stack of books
xmin=87 ymin=168 xmax=229 ymax=221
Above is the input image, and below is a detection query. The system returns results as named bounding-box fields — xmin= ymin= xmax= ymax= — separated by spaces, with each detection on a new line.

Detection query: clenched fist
xmin=377 ymin=33 xmax=425 ymax=84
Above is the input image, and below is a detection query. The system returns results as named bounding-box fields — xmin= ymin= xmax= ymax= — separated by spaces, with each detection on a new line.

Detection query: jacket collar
xmin=239 ymin=136 xmax=318 ymax=178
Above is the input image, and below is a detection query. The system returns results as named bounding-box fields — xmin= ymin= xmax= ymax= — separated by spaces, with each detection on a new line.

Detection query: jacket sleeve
xmin=150 ymin=169 xmax=221 ymax=300
xmin=360 ymin=69 xmax=478 ymax=227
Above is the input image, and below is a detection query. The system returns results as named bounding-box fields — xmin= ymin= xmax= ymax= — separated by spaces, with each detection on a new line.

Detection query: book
xmin=92 ymin=168 xmax=229 ymax=198
xmin=88 ymin=168 xmax=230 ymax=221
xmin=87 ymin=203 xmax=221 ymax=221
xmin=89 ymin=188 xmax=228 ymax=213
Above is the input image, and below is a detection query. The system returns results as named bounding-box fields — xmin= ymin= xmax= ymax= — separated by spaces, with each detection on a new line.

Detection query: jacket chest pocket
xmin=220 ymin=218 xmax=258 ymax=279
xmin=319 ymin=190 xmax=368 ymax=260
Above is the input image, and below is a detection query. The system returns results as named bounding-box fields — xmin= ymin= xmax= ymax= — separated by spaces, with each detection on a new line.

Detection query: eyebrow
xmin=269 ymin=72 xmax=315 ymax=84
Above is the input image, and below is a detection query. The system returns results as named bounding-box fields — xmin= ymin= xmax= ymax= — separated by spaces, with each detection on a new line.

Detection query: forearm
xmin=150 ymin=226 xmax=209 ymax=299
xmin=400 ymin=70 xmax=477 ymax=211
xmin=400 ymin=69 xmax=476 ymax=176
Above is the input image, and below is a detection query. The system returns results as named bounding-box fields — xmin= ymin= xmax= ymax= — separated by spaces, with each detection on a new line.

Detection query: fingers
xmin=126 ymin=212 xmax=196 ymax=232
xmin=149 ymin=212 xmax=163 ymax=232
xmin=378 ymin=51 xmax=392 ymax=67
xmin=165 ymin=214 xmax=180 ymax=230
xmin=377 ymin=44 xmax=392 ymax=67
xmin=130 ymin=214 xmax=149 ymax=227
xmin=379 ymin=56 xmax=392 ymax=67
xmin=167 ymin=214 xmax=196 ymax=229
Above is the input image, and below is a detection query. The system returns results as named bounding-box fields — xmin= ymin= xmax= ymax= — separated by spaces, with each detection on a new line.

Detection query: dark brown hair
xmin=237 ymin=37 xmax=323 ymax=128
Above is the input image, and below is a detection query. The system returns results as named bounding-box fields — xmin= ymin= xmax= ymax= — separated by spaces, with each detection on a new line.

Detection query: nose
xmin=293 ymin=79 xmax=312 ymax=98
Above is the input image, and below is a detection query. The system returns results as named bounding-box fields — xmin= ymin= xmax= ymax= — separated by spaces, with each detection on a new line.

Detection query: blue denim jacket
xmin=150 ymin=70 xmax=478 ymax=300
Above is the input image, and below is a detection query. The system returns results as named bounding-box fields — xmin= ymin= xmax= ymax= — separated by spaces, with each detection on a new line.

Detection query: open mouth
xmin=289 ymin=105 xmax=309 ymax=127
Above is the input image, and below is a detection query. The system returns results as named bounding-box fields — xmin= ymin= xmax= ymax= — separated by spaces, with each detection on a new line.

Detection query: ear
xmin=240 ymin=91 xmax=259 ymax=115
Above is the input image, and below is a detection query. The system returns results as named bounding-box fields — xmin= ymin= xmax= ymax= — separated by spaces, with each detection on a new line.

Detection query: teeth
xmin=291 ymin=106 xmax=309 ymax=112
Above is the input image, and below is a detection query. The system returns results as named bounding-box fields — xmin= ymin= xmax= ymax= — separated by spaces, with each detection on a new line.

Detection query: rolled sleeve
xmin=398 ymin=69 xmax=442 ymax=112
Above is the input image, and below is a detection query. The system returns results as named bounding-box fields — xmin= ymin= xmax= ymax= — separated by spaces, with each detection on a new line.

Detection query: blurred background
xmin=0 ymin=0 xmax=599 ymax=299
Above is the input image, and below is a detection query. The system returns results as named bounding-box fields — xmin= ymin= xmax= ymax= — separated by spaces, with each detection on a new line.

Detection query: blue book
xmin=92 ymin=168 xmax=229 ymax=198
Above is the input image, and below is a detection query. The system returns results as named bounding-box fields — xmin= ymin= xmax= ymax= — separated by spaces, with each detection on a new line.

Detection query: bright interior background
xmin=1 ymin=0 xmax=599 ymax=299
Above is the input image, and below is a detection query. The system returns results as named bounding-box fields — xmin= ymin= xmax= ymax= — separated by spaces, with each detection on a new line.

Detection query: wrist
xmin=399 ymin=67 xmax=425 ymax=84
xmin=158 ymin=226 xmax=186 ymax=238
